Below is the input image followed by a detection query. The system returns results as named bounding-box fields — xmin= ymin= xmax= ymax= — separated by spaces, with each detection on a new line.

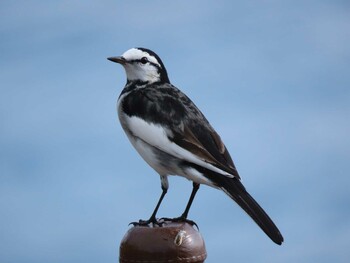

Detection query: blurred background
xmin=1 ymin=1 xmax=349 ymax=262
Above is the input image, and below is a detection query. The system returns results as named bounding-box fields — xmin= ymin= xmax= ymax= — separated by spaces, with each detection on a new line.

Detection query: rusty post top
xmin=120 ymin=221 xmax=207 ymax=263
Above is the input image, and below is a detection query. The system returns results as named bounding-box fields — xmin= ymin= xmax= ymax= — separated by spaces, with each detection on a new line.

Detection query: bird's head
xmin=108 ymin=47 xmax=170 ymax=84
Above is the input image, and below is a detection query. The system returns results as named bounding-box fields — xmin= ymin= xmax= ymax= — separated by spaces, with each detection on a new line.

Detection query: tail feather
xmin=221 ymin=177 xmax=284 ymax=245
xmin=184 ymin=162 xmax=283 ymax=244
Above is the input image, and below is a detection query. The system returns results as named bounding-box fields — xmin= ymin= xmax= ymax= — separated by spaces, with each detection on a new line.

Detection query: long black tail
xmin=221 ymin=177 xmax=284 ymax=245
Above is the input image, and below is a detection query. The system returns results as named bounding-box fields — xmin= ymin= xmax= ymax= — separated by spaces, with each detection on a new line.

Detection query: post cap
xmin=120 ymin=221 xmax=207 ymax=262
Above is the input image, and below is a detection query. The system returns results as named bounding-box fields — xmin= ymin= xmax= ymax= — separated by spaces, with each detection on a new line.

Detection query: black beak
xmin=107 ymin=56 xmax=126 ymax=65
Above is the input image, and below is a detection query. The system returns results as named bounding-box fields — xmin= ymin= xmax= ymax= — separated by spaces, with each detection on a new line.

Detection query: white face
xmin=121 ymin=48 xmax=162 ymax=83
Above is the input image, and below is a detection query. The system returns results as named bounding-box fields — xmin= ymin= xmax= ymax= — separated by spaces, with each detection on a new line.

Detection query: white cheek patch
xmin=124 ymin=64 xmax=160 ymax=82
xmin=122 ymin=48 xmax=161 ymax=82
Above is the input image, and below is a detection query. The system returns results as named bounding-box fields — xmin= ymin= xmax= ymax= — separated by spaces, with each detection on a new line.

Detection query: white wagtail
xmin=108 ymin=47 xmax=283 ymax=245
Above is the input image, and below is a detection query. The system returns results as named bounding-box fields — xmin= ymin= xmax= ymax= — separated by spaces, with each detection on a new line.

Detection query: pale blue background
xmin=1 ymin=1 xmax=349 ymax=262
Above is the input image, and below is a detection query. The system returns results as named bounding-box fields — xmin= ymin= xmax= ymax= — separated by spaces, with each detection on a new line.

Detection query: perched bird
xmin=108 ymin=47 xmax=284 ymax=245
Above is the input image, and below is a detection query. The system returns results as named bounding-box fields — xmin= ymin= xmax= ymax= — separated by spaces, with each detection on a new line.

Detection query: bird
xmin=108 ymin=47 xmax=284 ymax=245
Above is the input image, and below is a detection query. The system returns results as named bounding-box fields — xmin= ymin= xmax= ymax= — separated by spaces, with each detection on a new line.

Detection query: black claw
xmin=129 ymin=218 xmax=163 ymax=227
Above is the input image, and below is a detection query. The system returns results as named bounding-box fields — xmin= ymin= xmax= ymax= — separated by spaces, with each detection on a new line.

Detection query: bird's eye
xmin=140 ymin=57 xmax=148 ymax=64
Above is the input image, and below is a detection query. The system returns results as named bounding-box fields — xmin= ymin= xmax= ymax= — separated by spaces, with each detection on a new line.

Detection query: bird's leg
xmin=148 ymin=187 xmax=167 ymax=223
xmin=162 ymin=183 xmax=200 ymax=227
xmin=130 ymin=187 xmax=167 ymax=226
xmin=180 ymin=182 xmax=200 ymax=219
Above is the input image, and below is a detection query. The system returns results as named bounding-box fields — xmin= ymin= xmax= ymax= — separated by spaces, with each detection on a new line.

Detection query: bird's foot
xmin=129 ymin=217 xmax=164 ymax=227
xmin=160 ymin=216 xmax=199 ymax=229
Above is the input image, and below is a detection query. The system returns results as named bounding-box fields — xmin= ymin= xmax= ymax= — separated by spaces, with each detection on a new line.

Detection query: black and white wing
xmin=119 ymin=83 xmax=239 ymax=180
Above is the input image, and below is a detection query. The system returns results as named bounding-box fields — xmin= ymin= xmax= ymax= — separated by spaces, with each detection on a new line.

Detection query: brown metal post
xmin=119 ymin=221 xmax=207 ymax=262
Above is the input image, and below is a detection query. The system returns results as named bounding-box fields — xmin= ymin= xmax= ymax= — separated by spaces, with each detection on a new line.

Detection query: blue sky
xmin=1 ymin=1 xmax=350 ymax=262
